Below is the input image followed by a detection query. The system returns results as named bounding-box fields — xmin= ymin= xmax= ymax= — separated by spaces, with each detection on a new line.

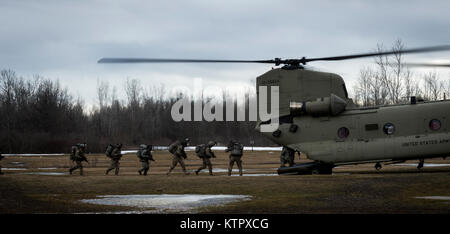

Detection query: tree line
xmin=0 ymin=71 xmax=270 ymax=153
xmin=352 ymin=39 xmax=450 ymax=106
xmin=1 ymin=40 xmax=449 ymax=153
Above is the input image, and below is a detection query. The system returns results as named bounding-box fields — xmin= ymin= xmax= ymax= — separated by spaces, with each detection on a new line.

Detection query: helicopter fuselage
xmin=256 ymin=67 xmax=450 ymax=168
xmin=262 ymin=100 xmax=450 ymax=165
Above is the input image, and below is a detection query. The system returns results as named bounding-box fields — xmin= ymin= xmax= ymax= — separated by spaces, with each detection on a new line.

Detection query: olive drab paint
xmin=256 ymin=67 xmax=450 ymax=166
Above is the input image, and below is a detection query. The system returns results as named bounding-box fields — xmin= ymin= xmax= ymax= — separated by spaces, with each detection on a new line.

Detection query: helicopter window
xmin=429 ymin=119 xmax=441 ymax=131
xmin=337 ymin=127 xmax=350 ymax=139
xmin=260 ymin=119 xmax=271 ymax=125
xmin=365 ymin=124 xmax=379 ymax=131
xmin=342 ymin=84 xmax=349 ymax=98
xmin=383 ymin=123 xmax=395 ymax=135
xmin=279 ymin=115 xmax=293 ymax=124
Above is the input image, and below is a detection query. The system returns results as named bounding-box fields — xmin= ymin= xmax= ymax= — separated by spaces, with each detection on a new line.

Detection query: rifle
xmin=81 ymin=156 xmax=89 ymax=163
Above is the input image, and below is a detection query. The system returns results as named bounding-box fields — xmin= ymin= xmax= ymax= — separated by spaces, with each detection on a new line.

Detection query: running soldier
xmin=105 ymin=143 xmax=123 ymax=175
xmin=225 ymin=140 xmax=244 ymax=176
xmin=137 ymin=144 xmax=155 ymax=175
xmin=69 ymin=143 xmax=88 ymax=175
xmin=195 ymin=141 xmax=217 ymax=176
xmin=167 ymin=138 xmax=190 ymax=175
xmin=280 ymin=146 xmax=296 ymax=167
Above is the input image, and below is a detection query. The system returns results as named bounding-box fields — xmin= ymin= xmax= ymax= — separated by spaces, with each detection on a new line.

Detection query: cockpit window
xmin=342 ymin=84 xmax=349 ymax=99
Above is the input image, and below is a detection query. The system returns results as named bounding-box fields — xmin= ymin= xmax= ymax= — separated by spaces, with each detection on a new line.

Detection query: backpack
xmin=230 ymin=143 xmax=244 ymax=157
xmin=195 ymin=144 xmax=207 ymax=158
xmin=105 ymin=144 xmax=115 ymax=158
xmin=168 ymin=141 xmax=179 ymax=154
xmin=70 ymin=146 xmax=78 ymax=161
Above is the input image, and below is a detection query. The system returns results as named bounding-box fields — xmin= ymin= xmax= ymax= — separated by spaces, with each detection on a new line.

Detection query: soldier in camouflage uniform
xmin=0 ymin=151 xmax=4 ymax=175
xmin=195 ymin=141 xmax=217 ymax=176
xmin=69 ymin=143 xmax=88 ymax=175
xmin=225 ymin=140 xmax=244 ymax=176
xmin=280 ymin=146 xmax=296 ymax=167
xmin=105 ymin=143 xmax=123 ymax=176
xmin=137 ymin=144 xmax=155 ymax=176
xmin=167 ymin=138 xmax=190 ymax=175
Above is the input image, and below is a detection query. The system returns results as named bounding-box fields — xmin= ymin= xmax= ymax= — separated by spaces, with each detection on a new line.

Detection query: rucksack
xmin=105 ymin=144 xmax=115 ymax=158
xmin=230 ymin=143 xmax=244 ymax=157
xmin=195 ymin=144 xmax=206 ymax=158
xmin=70 ymin=146 xmax=77 ymax=161
xmin=168 ymin=141 xmax=179 ymax=154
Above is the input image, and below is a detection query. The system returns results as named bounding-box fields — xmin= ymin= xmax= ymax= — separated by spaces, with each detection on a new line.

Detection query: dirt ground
xmin=0 ymin=150 xmax=449 ymax=214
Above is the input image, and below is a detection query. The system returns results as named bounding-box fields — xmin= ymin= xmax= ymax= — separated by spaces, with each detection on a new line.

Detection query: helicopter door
xmin=348 ymin=115 xmax=361 ymax=161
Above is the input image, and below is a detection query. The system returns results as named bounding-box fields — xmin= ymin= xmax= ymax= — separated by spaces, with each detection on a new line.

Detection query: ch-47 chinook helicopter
xmin=99 ymin=45 xmax=450 ymax=175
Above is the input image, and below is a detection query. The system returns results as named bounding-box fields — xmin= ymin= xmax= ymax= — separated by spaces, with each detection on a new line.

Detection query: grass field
xmin=1 ymin=150 xmax=449 ymax=214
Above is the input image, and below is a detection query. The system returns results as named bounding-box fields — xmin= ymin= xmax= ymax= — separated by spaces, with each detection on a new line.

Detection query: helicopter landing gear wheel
xmin=375 ymin=162 xmax=382 ymax=171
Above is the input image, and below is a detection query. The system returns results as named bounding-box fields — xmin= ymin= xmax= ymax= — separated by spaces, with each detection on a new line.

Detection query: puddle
xmin=416 ymin=196 xmax=450 ymax=201
xmin=20 ymin=172 xmax=66 ymax=175
xmin=2 ymin=168 xmax=28 ymax=171
xmin=3 ymin=154 xmax=64 ymax=157
xmin=198 ymin=168 xmax=247 ymax=173
xmin=394 ymin=163 xmax=450 ymax=167
xmin=80 ymin=194 xmax=251 ymax=213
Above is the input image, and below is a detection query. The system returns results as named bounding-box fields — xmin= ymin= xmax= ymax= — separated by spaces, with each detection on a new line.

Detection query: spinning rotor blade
xmin=304 ymin=45 xmax=450 ymax=63
xmin=98 ymin=58 xmax=275 ymax=64
xmin=403 ymin=62 xmax=450 ymax=68
xmin=98 ymin=45 xmax=450 ymax=66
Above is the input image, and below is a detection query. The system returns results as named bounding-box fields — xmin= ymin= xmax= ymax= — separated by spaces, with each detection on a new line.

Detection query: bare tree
xmin=423 ymin=71 xmax=443 ymax=101
xmin=96 ymin=79 xmax=109 ymax=109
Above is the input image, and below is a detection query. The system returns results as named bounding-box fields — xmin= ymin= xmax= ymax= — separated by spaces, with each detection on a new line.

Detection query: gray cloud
xmin=1 ymin=0 xmax=449 ymax=104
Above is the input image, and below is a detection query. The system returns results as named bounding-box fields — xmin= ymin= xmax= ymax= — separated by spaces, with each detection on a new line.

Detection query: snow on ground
xmin=3 ymin=146 xmax=281 ymax=156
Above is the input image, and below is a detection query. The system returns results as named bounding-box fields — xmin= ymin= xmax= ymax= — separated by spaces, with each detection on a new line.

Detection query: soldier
xmin=167 ymin=138 xmax=190 ymax=175
xmin=0 ymin=150 xmax=4 ymax=175
xmin=137 ymin=144 xmax=155 ymax=175
xmin=195 ymin=141 xmax=217 ymax=176
xmin=105 ymin=143 xmax=123 ymax=175
xmin=225 ymin=140 xmax=244 ymax=176
xmin=280 ymin=146 xmax=296 ymax=167
xmin=69 ymin=143 xmax=88 ymax=175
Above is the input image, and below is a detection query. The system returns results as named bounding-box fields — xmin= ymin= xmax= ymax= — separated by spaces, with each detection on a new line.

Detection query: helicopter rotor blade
xmin=303 ymin=45 xmax=450 ymax=64
xmin=98 ymin=58 xmax=275 ymax=64
xmin=98 ymin=45 xmax=450 ymax=66
xmin=402 ymin=62 xmax=450 ymax=68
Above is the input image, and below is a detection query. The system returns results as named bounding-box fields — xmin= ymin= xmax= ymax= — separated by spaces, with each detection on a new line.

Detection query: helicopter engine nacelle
xmin=290 ymin=93 xmax=347 ymax=116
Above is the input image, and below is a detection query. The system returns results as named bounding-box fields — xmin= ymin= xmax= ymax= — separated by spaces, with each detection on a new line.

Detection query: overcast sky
xmin=1 ymin=0 xmax=449 ymax=108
